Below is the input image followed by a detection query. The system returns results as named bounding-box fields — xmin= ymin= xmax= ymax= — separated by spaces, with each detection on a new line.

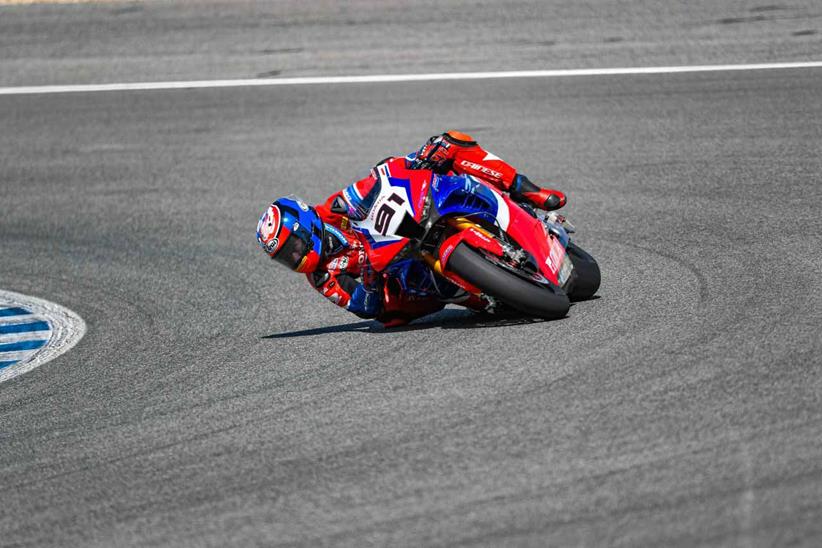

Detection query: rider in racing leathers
xmin=256 ymin=130 xmax=567 ymax=326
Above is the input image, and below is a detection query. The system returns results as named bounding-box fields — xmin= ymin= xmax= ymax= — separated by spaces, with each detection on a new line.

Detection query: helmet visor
xmin=272 ymin=225 xmax=312 ymax=270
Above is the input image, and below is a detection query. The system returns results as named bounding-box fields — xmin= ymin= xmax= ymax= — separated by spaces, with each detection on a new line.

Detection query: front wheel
xmin=446 ymin=243 xmax=570 ymax=319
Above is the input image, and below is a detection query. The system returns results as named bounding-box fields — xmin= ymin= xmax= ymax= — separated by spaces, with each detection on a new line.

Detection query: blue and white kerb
xmin=0 ymin=290 xmax=86 ymax=384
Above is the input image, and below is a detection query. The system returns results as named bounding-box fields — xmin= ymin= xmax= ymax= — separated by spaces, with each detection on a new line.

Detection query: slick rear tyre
xmin=565 ymin=242 xmax=601 ymax=301
xmin=447 ymin=243 xmax=570 ymax=319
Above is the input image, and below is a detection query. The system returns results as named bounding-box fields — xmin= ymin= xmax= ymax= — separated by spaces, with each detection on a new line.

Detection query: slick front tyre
xmin=565 ymin=242 xmax=601 ymax=301
xmin=447 ymin=243 xmax=570 ymax=319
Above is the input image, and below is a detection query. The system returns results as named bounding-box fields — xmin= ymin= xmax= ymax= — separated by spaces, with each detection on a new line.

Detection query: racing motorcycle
xmin=350 ymin=163 xmax=601 ymax=319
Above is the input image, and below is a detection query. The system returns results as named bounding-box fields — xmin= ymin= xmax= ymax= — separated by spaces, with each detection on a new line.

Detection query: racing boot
xmin=509 ymin=174 xmax=566 ymax=211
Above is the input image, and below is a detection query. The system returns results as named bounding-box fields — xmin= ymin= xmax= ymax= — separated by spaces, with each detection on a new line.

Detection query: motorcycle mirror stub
xmin=393 ymin=212 xmax=425 ymax=240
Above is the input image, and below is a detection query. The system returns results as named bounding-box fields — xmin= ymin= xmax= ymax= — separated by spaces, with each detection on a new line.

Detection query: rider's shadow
xmin=262 ymin=307 xmax=562 ymax=339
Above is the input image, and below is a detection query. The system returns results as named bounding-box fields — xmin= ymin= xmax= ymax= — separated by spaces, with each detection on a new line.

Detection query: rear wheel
xmin=446 ymin=243 xmax=570 ymax=319
xmin=565 ymin=242 xmax=600 ymax=301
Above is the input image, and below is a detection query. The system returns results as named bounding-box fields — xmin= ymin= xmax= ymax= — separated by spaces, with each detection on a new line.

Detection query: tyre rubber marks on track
xmin=0 ymin=290 xmax=86 ymax=384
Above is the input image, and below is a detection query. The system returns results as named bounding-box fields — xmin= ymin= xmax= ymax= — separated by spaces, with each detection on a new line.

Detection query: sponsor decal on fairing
xmin=544 ymin=236 xmax=566 ymax=275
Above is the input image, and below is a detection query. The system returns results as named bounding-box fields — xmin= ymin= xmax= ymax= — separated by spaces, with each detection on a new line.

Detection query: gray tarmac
xmin=2 ymin=2 xmax=822 ymax=547
xmin=1 ymin=0 xmax=822 ymax=86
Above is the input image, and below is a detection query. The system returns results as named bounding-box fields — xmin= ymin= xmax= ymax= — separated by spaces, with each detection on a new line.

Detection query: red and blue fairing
xmin=347 ymin=160 xmax=431 ymax=272
xmin=430 ymin=174 xmax=570 ymax=286
xmin=348 ymin=158 xmax=570 ymax=296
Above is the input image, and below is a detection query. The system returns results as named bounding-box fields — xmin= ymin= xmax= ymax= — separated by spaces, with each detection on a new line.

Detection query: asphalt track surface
xmin=2 ymin=0 xmax=822 ymax=85
xmin=2 ymin=7 xmax=822 ymax=548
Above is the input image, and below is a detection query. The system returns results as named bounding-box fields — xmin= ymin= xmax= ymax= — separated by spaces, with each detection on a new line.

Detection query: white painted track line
xmin=0 ymin=315 xmax=41 ymax=326
xmin=0 ymin=61 xmax=821 ymax=96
